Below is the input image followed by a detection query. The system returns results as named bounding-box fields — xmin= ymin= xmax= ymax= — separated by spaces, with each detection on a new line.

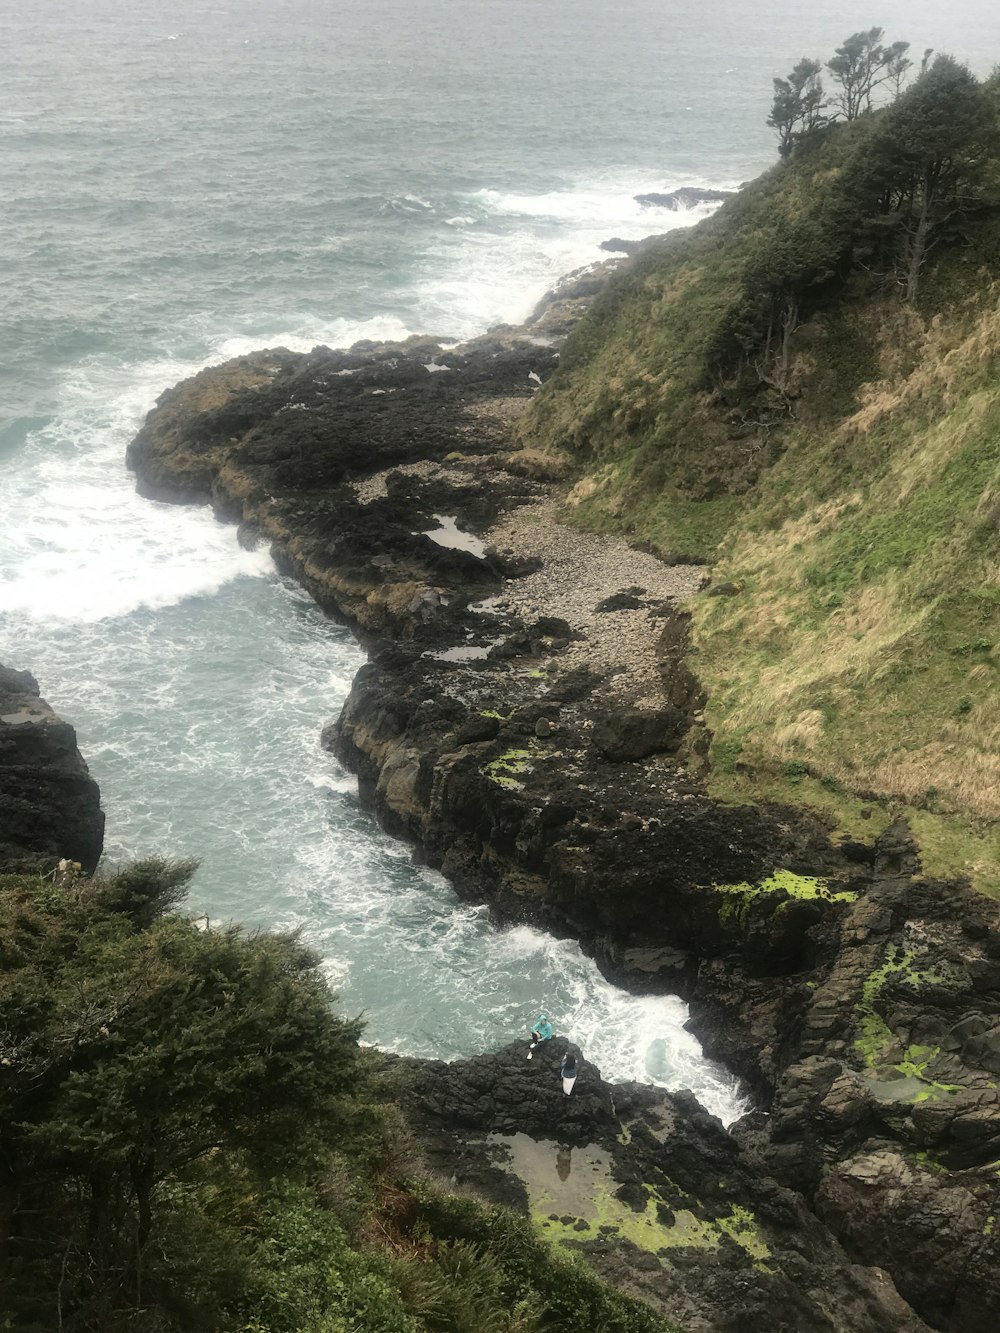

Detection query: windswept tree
xmin=886 ymin=44 xmax=913 ymax=98
xmin=865 ymin=55 xmax=994 ymax=300
xmin=0 ymin=861 xmax=365 ymax=1328
xmin=768 ymin=58 xmax=827 ymax=156
xmin=740 ymin=218 xmax=843 ymax=395
xmin=827 ymin=28 xmax=911 ymax=119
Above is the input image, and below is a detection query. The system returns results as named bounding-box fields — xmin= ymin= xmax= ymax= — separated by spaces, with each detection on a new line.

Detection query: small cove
xmin=0 ymin=363 xmax=745 ymax=1123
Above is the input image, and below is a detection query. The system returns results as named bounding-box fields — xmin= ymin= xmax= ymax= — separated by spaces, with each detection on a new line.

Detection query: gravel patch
xmin=486 ymin=500 xmax=704 ymax=705
xmin=352 ymin=460 xmax=445 ymax=504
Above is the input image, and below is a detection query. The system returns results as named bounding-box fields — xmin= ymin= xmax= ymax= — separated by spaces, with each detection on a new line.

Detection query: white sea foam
xmin=0 ymin=358 xmax=273 ymax=623
xmin=284 ymin=800 xmax=746 ymax=1126
xmin=410 ymin=174 xmax=736 ymax=334
xmin=210 ymin=312 xmax=422 ymax=359
xmin=0 ymin=303 xmax=439 ymax=626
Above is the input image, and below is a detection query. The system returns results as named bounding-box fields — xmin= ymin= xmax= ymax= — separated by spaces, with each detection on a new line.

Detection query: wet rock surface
xmin=384 ymin=1039 xmax=929 ymax=1333
xmin=0 ymin=664 xmax=105 ymax=872
xmin=127 ymin=296 xmax=1000 ymax=1330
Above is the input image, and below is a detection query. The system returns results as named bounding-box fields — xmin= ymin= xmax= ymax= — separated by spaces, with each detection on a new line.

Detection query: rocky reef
xmin=385 ymin=1037 xmax=928 ymax=1332
xmin=126 ymin=306 xmax=1000 ymax=1329
xmin=0 ymin=664 xmax=104 ymax=872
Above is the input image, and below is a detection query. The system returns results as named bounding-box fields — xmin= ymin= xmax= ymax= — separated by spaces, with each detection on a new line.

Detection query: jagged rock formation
xmin=0 ymin=664 xmax=104 ymax=872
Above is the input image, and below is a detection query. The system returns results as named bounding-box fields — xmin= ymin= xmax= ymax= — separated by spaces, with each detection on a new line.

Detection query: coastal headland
xmin=120 ymin=262 xmax=1000 ymax=1329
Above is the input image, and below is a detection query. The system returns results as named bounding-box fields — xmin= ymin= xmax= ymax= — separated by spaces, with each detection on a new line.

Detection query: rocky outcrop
xmin=816 ymin=1149 xmax=1000 ymax=1332
xmin=0 ymin=665 xmax=104 ymax=872
xmin=127 ymin=320 xmax=1000 ymax=1330
xmin=386 ymin=1038 xmax=929 ymax=1333
xmin=327 ymin=640 xmax=838 ymax=975
xmin=634 ymin=187 xmax=735 ymax=210
xmin=126 ymin=338 xmax=553 ymax=640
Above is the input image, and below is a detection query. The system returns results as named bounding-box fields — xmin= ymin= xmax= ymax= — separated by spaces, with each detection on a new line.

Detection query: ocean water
xmin=4 ymin=0 xmax=1000 ymax=1124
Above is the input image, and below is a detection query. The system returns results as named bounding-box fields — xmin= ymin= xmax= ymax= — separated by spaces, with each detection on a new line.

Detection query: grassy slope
xmin=519 ymin=122 xmax=1000 ymax=894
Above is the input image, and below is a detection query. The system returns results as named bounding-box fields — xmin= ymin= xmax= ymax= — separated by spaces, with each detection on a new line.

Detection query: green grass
xmin=519 ymin=111 xmax=1000 ymax=888
xmin=853 ymin=947 xmax=966 ymax=1097
xmin=706 ymin=868 xmax=857 ymax=927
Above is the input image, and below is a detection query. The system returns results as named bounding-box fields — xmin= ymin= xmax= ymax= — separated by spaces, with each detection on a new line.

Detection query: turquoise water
xmin=4 ymin=0 xmax=1000 ymax=1121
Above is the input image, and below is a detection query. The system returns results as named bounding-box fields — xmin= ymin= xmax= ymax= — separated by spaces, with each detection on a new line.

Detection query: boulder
xmin=592 ymin=706 xmax=690 ymax=761
xmin=816 ymin=1149 xmax=1000 ymax=1332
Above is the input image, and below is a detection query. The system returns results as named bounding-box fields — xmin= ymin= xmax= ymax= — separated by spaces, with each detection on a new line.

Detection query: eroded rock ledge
xmin=0 ymin=664 xmax=104 ymax=873
xmin=382 ymin=1038 xmax=927 ymax=1333
xmin=127 ymin=315 xmax=1000 ymax=1330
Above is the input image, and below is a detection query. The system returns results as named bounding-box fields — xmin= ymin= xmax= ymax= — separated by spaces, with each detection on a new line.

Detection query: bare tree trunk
xmin=132 ymin=1161 xmax=155 ymax=1316
xmin=0 ymin=1178 xmax=13 ymax=1282
xmin=905 ymin=194 xmax=931 ymax=302
xmin=777 ymin=294 xmax=799 ymax=392
xmin=134 ymin=1163 xmax=153 ymax=1252
xmin=755 ymin=293 xmax=799 ymax=400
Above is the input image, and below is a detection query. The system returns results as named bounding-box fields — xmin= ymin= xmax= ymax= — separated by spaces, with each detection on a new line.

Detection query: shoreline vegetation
xmin=0 ymin=857 xmax=681 ymax=1333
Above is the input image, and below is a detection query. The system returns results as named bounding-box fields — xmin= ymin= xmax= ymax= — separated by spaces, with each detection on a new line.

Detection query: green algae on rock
xmin=709 ymin=868 xmax=858 ymax=925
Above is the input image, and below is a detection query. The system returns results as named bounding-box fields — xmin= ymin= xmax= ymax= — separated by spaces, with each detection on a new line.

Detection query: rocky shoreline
xmin=123 ymin=285 xmax=1000 ymax=1329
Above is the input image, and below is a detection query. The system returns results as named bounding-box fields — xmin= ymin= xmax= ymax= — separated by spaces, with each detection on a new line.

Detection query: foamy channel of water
xmin=0 ymin=327 xmax=746 ymax=1129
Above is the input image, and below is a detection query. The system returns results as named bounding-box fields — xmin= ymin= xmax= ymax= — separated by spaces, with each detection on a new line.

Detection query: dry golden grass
xmin=503 ymin=447 xmax=572 ymax=481
xmin=692 ymin=286 xmax=1000 ymax=831
xmin=565 ymin=476 xmax=601 ymax=508
xmin=865 ymin=743 xmax=1000 ymax=819
xmin=772 ymin=709 xmax=825 ymax=752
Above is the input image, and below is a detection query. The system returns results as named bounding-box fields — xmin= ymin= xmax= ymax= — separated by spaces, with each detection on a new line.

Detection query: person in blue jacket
xmin=527 ymin=1013 xmax=553 ymax=1059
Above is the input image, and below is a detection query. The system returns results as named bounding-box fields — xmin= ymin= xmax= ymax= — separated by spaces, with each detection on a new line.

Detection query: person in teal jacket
xmin=527 ymin=1013 xmax=553 ymax=1058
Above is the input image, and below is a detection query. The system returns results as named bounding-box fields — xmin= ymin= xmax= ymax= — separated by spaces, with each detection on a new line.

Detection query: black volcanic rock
xmin=817 ymin=1148 xmax=1000 ymax=1332
xmin=635 ymin=187 xmax=735 ymax=210
xmin=591 ymin=706 xmax=690 ymax=761
xmin=0 ymin=665 xmax=104 ymax=872
xmin=600 ymin=236 xmax=647 ymax=255
xmin=385 ymin=1039 xmax=929 ymax=1333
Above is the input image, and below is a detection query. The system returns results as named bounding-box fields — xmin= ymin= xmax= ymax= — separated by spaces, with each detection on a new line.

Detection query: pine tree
xmin=0 ymin=862 xmax=364 ymax=1327
xmin=863 ymin=55 xmax=994 ymax=299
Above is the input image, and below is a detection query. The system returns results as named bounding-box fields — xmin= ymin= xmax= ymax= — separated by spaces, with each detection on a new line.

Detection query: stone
xmin=591 ymin=706 xmax=690 ymax=761
xmin=595 ymin=591 xmax=645 ymax=613
xmin=961 ymin=1025 xmax=1000 ymax=1074
xmin=817 ymin=1150 xmax=1000 ymax=1330
xmin=634 ymin=187 xmax=735 ymax=210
